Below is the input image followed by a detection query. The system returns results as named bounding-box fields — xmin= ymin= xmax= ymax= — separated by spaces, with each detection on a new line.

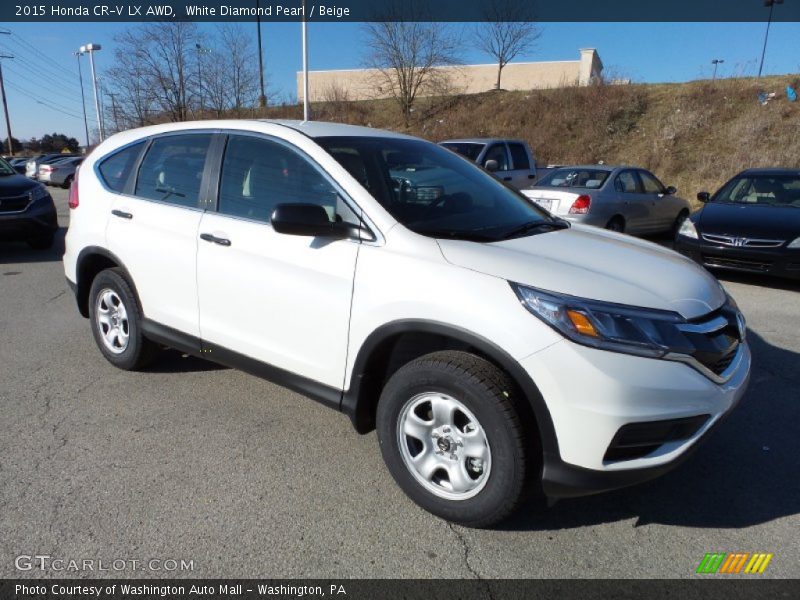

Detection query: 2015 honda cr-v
xmin=64 ymin=120 xmax=750 ymax=527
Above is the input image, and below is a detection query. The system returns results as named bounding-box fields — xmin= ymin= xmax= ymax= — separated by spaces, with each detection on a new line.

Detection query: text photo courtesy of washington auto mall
xmin=0 ymin=0 xmax=799 ymax=599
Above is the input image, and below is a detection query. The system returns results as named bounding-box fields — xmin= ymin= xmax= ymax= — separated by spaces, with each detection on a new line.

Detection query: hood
xmin=698 ymin=202 xmax=800 ymax=241
xmin=437 ymin=225 xmax=725 ymax=319
xmin=0 ymin=172 xmax=38 ymax=196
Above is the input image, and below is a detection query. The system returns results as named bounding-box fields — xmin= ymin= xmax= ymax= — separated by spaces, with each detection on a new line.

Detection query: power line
xmin=2 ymin=62 xmax=85 ymax=111
xmin=0 ymin=41 xmax=82 ymax=92
xmin=4 ymin=81 xmax=83 ymax=120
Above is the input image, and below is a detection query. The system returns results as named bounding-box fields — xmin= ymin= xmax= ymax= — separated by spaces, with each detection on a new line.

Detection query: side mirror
xmin=665 ymin=185 xmax=677 ymax=195
xmin=697 ymin=191 xmax=710 ymax=203
xmin=271 ymin=203 xmax=350 ymax=238
xmin=484 ymin=159 xmax=499 ymax=173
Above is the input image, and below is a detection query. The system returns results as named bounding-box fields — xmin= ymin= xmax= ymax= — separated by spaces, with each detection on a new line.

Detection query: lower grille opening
xmin=702 ymin=254 xmax=772 ymax=272
xmin=604 ymin=415 xmax=710 ymax=463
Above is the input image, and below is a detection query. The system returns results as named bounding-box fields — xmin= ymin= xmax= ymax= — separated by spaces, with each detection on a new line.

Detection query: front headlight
xmin=511 ymin=283 xmax=691 ymax=359
xmin=29 ymin=185 xmax=49 ymax=204
xmin=677 ymin=218 xmax=699 ymax=239
xmin=788 ymin=236 xmax=800 ymax=249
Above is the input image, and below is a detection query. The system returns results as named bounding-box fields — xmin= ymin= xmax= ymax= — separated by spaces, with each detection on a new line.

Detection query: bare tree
xmin=363 ymin=4 xmax=461 ymax=125
xmin=217 ymin=24 xmax=260 ymax=114
xmin=475 ymin=0 xmax=541 ymax=90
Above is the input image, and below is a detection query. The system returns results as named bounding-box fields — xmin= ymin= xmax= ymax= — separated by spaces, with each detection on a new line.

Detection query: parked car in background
xmin=26 ymin=153 xmax=79 ymax=180
xmin=65 ymin=120 xmax=749 ymax=527
xmin=39 ymin=156 xmax=83 ymax=188
xmin=7 ymin=157 xmax=30 ymax=175
xmin=439 ymin=138 xmax=536 ymax=190
xmin=675 ymin=168 xmax=800 ymax=279
xmin=0 ymin=156 xmax=57 ymax=249
xmin=522 ymin=165 xmax=691 ymax=236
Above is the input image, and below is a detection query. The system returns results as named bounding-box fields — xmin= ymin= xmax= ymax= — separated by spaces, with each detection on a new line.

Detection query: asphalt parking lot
xmin=1 ymin=187 xmax=798 ymax=579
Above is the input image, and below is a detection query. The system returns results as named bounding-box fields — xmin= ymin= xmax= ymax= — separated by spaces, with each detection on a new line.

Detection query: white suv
xmin=64 ymin=120 xmax=750 ymax=527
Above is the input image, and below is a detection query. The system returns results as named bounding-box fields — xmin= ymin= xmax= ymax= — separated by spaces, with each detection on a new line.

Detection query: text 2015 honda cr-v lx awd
xmin=64 ymin=121 xmax=750 ymax=527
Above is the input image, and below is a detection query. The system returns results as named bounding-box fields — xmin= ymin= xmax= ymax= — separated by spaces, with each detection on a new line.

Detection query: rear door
xmin=196 ymin=132 xmax=361 ymax=389
xmin=506 ymin=142 xmax=536 ymax=190
xmin=105 ymin=132 xmax=214 ymax=338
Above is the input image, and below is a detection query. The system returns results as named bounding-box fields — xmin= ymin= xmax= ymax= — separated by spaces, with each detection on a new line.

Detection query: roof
xmin=262 ymin=119 xmax=415 ymax=140
xmin=440 ymin=138 xmax=527 ymax=145
xmin=739 ymin=168 xmax=800 ymax=176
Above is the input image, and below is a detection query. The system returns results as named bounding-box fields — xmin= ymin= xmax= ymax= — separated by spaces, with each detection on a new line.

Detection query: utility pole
xmin=74 ymin=51 xmax=91 ymax=149
xmin=107 ymin=92 xmax=120 ymax=133
xmin=758 ymin=0 xmax=783 ymax=79
xmin=0 ymin=55 xmax=14 ymax=156
xmin=256 ymin=0 xmax=266 ymax=108
xmin=711 ymin=59 xmax=724 ymax=81
xmin=195 ymin=43 xmax=210 ymax=114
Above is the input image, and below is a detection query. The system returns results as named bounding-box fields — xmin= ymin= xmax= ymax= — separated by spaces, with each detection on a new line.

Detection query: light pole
xmin=758 ymin=0 xmax=783 ymax=79
xmin=256 ymin=0 xmax=267 ymax=108
xmin=711 ymin=59 xmax=724 ymax=81
xmin=74 ymin=51 xmax=91 ymax=148
xmin=80 ymin=43 xmax=103 ymax=142
xmin=301 ymin=0 xmax=309 ymax=121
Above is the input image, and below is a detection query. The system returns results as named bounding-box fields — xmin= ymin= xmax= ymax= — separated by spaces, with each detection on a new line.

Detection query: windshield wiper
xmin=414 ymin=228 xmax=498 ymax=242
xmin=498 ymin=219 xmax=569 ymax=241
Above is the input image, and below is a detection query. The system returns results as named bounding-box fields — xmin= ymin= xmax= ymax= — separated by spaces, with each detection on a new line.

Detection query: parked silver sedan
xmin=39 ymin=156 xmax=83 ymax=188
xmin=521 ymin=165 xmax=692 ymax=236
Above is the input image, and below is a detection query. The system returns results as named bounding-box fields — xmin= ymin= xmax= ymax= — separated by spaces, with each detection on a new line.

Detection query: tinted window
xmin=218 ymin=134 xmax=352 ymax=224
xmin=135 ymin=134 xmax=212 ymax=207
xmin=98 ymin=142 xmax=145 ymax=193
xmin=440 ymin=143 xmax=485 ymax=161
xmin=508 ymin=143 xmax=530 ymax=170
xmin=639 ymin=171 xmax=665 ymax=194
xmin=715 ymin=175 xmax=800 ymax=207
xmin=539 ymin=168 xmax=610 ymax=189
xmin=316 ymin=136 xmax=558 ymax=242
xmin=484 ymin=144 xmax=509 ymax=171
xmin=614 ymin=171 xmax=639 ymax=193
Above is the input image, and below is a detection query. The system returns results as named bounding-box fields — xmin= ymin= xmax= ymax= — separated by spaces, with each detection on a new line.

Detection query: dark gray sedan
xmin=521 ymin=165 xmax=692 ymax=236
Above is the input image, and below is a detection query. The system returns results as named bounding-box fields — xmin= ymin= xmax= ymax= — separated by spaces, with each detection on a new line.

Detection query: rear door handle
xmin=200 ymin=232 xmax=231 ymax=247
xmin=112 ymin=209 xmax=133 ymax=220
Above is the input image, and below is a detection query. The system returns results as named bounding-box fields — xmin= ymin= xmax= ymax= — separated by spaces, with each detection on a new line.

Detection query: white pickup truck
xmin=439 ymin=138 xmax=537 ymax=190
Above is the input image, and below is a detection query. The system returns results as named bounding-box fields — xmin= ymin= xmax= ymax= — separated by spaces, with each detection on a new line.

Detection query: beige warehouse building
xmin=298 ymin=49 xmax=603 ymax=102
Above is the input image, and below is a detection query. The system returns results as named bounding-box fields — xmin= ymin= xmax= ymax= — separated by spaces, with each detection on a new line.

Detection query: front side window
xmin=98 ymin=142 xmax=145 ymax=192
xmin=483 ymin=144 xmax=510 ymax=171
xmin=316 ymin=136 xmax=561 ymax=242
xmin=508 ymin=143 xmax=530 ymax=170
xmin=714 ymin=175 xmax=800 ymax=207
xmin=218 ymin=134 xmax=355 ymax=224
xmin=539 ymin=168 xmax=610 ymax=190
xmin=440 ymin=143 xmax=485 ymax=162
xmin=135 ymin=134 xmax=212 ymax=208
xmin=639 ymin=171 xmax=665 ymax=194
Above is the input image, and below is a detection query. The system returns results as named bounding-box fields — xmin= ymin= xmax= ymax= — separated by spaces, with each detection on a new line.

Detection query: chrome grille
xmin=701 ymin=233 xmax=784 ymax=248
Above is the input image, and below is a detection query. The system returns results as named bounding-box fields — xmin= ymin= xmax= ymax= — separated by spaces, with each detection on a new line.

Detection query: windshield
xmin=714 ymin=175 xmax=800 ymax=207
xmin=537 ymin=167 xmax=611 ymax=189
xmin=316 ymin=136 xmax=561 ymax=242
xmin=0 ymin=157 xmax=16 ymax=175
xmin=440 ymin=142 xmax=485 ymax=162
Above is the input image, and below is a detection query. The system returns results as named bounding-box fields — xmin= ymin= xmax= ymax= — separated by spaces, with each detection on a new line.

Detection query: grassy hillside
xmin=259 ymin=75 xmax=800 ymax=204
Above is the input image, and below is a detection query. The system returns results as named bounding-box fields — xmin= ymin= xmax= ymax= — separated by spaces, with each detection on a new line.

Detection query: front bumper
xmin=675 ymin=236 xmax=800 ymax=280
xmin=521 ymin=337 xmax=750 ymax=499
xmin=0 ymin=198 xmax=58 ymax=241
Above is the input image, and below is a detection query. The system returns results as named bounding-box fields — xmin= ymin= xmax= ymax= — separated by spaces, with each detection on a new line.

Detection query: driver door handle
xmin=200 ymin=233 xmax=231 ymax=247
xmin=111 ymin=209 xmax=133 ymax=220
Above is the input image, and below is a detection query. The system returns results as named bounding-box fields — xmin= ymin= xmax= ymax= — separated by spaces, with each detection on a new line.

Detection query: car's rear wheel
xmin=88 ymin=268 xmax=159 ymax=370
xmin=605 ymin=216 xmax=625 ymax=232
xmin=376 ymin=351 xmax=533 ymax=528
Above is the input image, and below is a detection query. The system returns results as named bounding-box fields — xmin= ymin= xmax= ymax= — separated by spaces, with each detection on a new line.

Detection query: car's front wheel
xmin=377 ymin=351 xmax=534 ymax=527
xmin=88 ymin=268 xmax=159 ymax=370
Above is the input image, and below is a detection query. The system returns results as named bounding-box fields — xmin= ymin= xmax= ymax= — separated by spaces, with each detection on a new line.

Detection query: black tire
xmin=605 ymin=216 xmax=625 ymax=233
xmin=62 ymin=175 xmax=74 ymax=189
xmin=671 ymin=210 xmax=689 ymax=240
xmin=88 ymin=268 xmax=159 ymax=370
xmin=376 ymin=350 xmax=534 ymax=528
xmin=27 ymin=233 xmax=55 ymax=250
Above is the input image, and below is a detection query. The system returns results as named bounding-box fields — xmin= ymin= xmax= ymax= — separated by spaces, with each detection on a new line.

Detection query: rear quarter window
xmin=97 ymin=142 xmax=145 ymax=193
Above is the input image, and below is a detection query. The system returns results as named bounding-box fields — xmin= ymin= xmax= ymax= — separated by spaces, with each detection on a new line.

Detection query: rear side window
xmin=135 ymin=134 xmax=212 ymax=208
xmin=97 ymin=142 xmax=145 ymax=193
xmin=615 ymin=171 xmax=639 ymax=193
xmin=508 ymin=143 xmax=530 ymax=170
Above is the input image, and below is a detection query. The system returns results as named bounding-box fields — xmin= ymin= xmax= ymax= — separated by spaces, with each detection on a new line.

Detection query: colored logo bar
xmin=696 ymin=553 xmax=773 ymax=574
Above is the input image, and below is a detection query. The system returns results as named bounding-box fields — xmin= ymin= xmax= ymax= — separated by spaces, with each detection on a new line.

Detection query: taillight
xmin=68 ymin=167 xmax=79 ymax=209
xmin=569 ymin=195 xmax=591 ymax=214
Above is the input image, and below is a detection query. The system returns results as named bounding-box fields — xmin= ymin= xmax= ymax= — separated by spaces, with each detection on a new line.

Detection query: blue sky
xmin=1 ymin=20 xmax=798 ymax=142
